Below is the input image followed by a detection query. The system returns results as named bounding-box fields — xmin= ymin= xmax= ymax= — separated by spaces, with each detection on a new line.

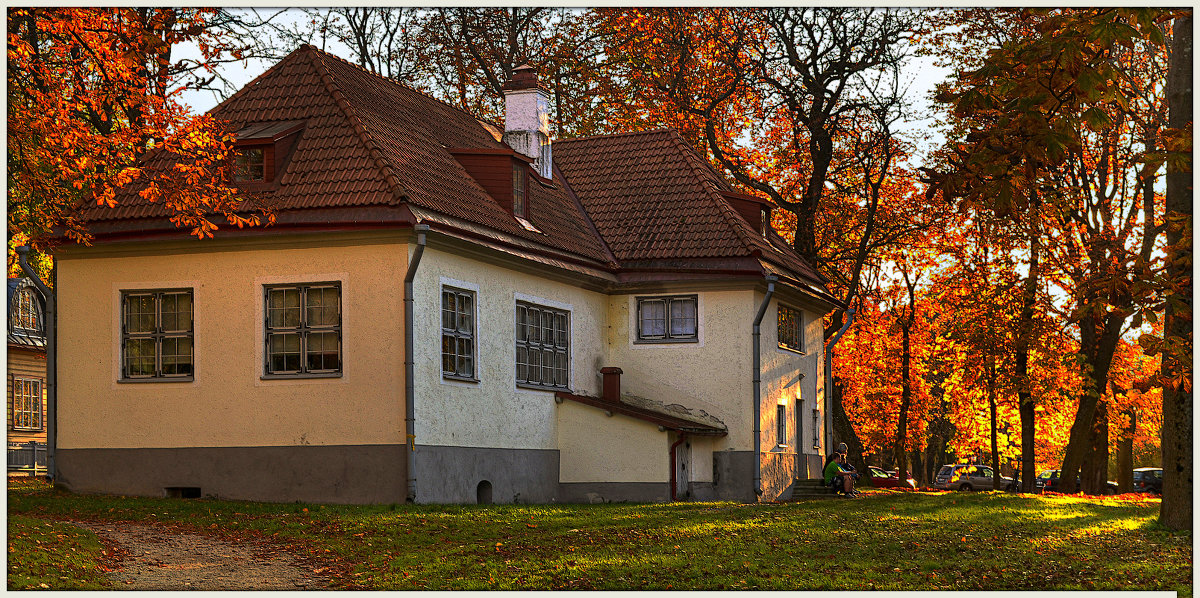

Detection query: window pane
xmin=124 ymin=338 xmax=157 ymax=377
xmin=516 ymin=306 xmax=527 ymax=342
xmin=306 ymin=286 xmax=339 ymax=327
xmin=161 ymin=336 xmax=194 ymax=376
xmin=670 ymin=298 xmax=697 ymax=337
xmin=443 ymin=334 xmax=457 ymax=373
xmin=640 ymin=300 xmax=665 ymax=338
xmin=268 ymin=288 xmax=301 ymax=328
xmin=268 ymin=332 xmax=301 ymax=373
xmin=516 ymin=346 xmax=528 ymax=382
xmin=442 ymin=291 xmax=456 ymax=330
xmin=306 ymin=331 xmax=340 ymax=371
xmin=161 ymin=292 xmax=193 ymax=333
xmin=125 ymin=294 xmax=157 ymax=333
xmin=556 ymin=313 xmax=568 ymax=346
xmin=556 ymin=351 xmax=568 ymax=386
xmin=456 ymin=337 xmax=473 ymax=377
xmin=458 ymin=294 xmax=473 ymax=334
xmin=527 ymin=348 xmax=541 ymax=382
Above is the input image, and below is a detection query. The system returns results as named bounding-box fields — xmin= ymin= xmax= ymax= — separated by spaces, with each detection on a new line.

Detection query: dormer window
xmin=234 ymin=147 xmax=266 ymax=182
xmin=762 ymin=208 xmax=770 ymax=239
xmin=10 ymin=287 xmax=42 ymax=338
xmin=513 ymin=162 xmax=527 ymax=218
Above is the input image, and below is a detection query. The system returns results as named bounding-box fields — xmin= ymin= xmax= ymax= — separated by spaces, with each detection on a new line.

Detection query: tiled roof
xmin=84 ymin=45 xmax=611 ymax=266
xmin=554 ymin=129 xmax=826 ymax=286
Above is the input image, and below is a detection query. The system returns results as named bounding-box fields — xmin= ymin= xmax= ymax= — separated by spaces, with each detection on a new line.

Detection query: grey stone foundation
xmin=413 ymin=444 xmax=559 ymax=504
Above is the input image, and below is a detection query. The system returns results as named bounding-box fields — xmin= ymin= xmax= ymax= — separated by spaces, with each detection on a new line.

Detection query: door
xmin=674 ymin=440 xmax=690 ymax=499
xmin=796 ymin=399 xmax=805 ymax=477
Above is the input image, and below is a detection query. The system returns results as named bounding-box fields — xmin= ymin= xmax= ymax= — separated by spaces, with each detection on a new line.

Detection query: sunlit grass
xmin=6 ymin=479 xmax=1191 ymax=593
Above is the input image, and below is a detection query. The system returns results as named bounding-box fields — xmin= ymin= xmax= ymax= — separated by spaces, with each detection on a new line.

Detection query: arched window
xmin=10 ymin=286 xmax=43 ymax=338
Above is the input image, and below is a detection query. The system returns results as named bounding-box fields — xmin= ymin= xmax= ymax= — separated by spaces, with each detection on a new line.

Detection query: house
xmin=8 ymin=278 xmax=47 ymax=449
xmin=53 ymin=45 xmax=840 ymax=504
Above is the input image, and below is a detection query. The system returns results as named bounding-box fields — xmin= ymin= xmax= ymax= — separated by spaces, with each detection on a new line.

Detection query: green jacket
xmin=823 ymin=460 xmax=844 ymax=484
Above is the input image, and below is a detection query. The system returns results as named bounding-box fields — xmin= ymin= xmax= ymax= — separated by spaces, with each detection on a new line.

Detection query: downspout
xmin=824 ymin=308 xmax=855 ymax=457
xmin=16 ymin=247 xmax=54 ymax=482
xmin=669 ymin=432 xmax=687 ymax=501
xmin=751 ymin=274 xmax=778 ymax=499
xmin=404 ymin=224 xmax=430 ymax=503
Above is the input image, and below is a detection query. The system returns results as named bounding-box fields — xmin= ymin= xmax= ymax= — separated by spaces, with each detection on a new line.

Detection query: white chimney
xmin=502 ymin=64 xmax=552 ymax=179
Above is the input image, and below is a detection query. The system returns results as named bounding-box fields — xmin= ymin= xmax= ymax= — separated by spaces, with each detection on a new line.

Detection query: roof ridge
xmin=305 ymin=45 xmax=505 ymax=143
xmin=303 ymin=46 xmax=410 ymax=206
xmin=557 ymin=127 xmax=677 ymax=145
xmin=662 ymin=130 xmax=764 ymax=257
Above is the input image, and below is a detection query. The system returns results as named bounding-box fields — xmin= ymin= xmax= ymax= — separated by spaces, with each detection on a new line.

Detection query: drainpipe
xmin=16 ymin=247 xmax=54 ymax=482
xmin=751 ymin=274 xmax=778 ymax=499
xmin=824 ymin=308 xmax=855 ymax=457
xmin=404 ymin=224 xmax=430 ymax=503
xmin=669 ymin=432 xmax=687 ymax=501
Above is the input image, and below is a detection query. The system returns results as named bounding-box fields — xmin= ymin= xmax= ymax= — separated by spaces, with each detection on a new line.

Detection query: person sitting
xmin=823 ymin=453 xmax=859 ymax=497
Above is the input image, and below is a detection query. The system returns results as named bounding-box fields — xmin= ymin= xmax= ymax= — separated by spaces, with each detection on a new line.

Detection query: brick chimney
xmin=600 ymin=367 xmax=623 ymax=403
xmin=502 ymin=64 xmax=552 ymax=179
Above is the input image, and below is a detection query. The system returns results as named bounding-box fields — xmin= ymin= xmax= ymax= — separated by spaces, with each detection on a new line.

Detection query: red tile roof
xmin=83 ymin=45 xmax=829 ymax=298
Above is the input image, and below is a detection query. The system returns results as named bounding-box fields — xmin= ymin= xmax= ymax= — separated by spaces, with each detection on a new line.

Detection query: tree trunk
xmin=1117 ymin=409 xmax=1135 ymax=494
xmin=1081 ymin=400 xmax=1109 ymax=495
xmin=1017 ymin=223 xmax=1041 ymax=492
xmin=1161 ymin=13 xmax=1192 ymax=531
xmin=988 ymin=360 xmax=1000 ymax=490
xmin=831 ymin=379 xmax=867 ymax=474
xmin=893 ymin=292 xmax=915 ymax=481
xmin=1058 ymin=312 xmax=1123 ymax=493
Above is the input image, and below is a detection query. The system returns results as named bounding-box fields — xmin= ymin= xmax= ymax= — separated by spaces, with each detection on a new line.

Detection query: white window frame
xmin=776 ymin=403 xmax=788 ymax=448
xmin=441 ymin=285 xmax=478 ymax=382
xmin=635 ymin=294 xmax=698 ymax=343
xmin=11 ymin=377 xmax=43 ymax=431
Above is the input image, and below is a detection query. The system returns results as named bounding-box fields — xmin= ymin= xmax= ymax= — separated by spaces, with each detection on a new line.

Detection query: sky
xmin=177 ymin=8 xmax=955 ymax=161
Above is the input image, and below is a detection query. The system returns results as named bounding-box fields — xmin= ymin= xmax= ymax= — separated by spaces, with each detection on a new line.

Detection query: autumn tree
xmin=7 ymin=7 xmax=273 ymax=264
xmin=928 ymin=8 xmax=1173 ymax=494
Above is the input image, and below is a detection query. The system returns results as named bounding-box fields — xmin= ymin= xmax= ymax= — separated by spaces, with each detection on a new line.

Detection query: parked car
xmin=1042 ymin=469 xmax=1118 ymax=495
xmin=933 ymin=464 xmax=1013 ymax=491
xmin=1132 ymin=467 xmax=1163 ymax=495
xmin=867 ymin=466 xmax=916 ymax=490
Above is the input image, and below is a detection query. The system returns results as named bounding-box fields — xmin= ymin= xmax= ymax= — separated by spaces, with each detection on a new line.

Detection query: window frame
xmin=811 ymin=408 xmax=821 ymax=450
xmin=778 ymin=304 xmax=805 ymax=353
xmin=441 ymin=286 xmax=478 ymax=382
xmin=515 ymin=301 xmax=570 ymax=390
xmin=233 ymin=146 xmax=267 ymax=182
xmin=776 ymin=403 xmax=788 ymax=448
xmin=262 ymin=282 xmax=343 ymax=379
xmin=119 ymin=288 xmax=195 ymax=382
xmin=11 ymin=377 xmax=43 ymax=431
xmin=635 ymin=294 xmax=698 ymax=343
xmin=10 ymin=287 xmax=43 ymax=338
xmin=512 ymin=161 xmax=527 ymax=218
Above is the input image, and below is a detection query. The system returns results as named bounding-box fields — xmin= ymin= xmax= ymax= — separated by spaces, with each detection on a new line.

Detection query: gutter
xmin=16 ymin=247 xmax=54 ymax=482
xmin=824 ymin=308 xmax=855 ymax=456
xmin=404 ymin=224 xmax=430 ymax=503
xmin=751 ymin=274 xmax=778 ymax=499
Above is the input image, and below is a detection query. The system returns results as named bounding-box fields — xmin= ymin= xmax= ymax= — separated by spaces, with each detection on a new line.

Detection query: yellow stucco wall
xmin=556 ymin=400 xmax=667 ymax=483
xmin=55 ymin=232 xmax=409 ymax=449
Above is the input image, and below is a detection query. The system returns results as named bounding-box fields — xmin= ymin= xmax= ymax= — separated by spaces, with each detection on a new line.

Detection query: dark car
xmin=1133 ymin=467 xmax=1163 ymax=495
xmin=1042 ymin=469 xmax=1118 ymax=495
xmin=867 ymin=466 xmax=916 ymax=490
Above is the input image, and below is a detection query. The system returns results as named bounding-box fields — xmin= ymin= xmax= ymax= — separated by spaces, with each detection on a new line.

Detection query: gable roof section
xmin=553 ymin=128 xmax=826 ymax=288
xmin=82 ymin=46 xmax=612 ymax=266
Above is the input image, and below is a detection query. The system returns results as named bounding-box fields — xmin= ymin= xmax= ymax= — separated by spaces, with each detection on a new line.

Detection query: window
xmin=778 ymin=304 xmax=804 ymax=352
xmin=513 ymin=162 xmax=527 ymax=217
xmin=762 ymin=209 xmax=770 ymax=238
xmin=636 ymin=295 xmax=697 ymax=342
xmin=441 ymin=287 xmax=476 ymax=380
xmin=11 ymin=378 xmax=42 ymax=431
xmin=121 ymin=289 xmax=194 ymax=380
xmin=264 ymin=283 xmax=341 ymax=377
xmin=234 ymin=147 xmax=265 ymax=182
xmin=812 ymin=408 xmax=820 ymax=450
xmin=776 ymin=404 xmax=787 ymax=446
xmin=10 ymin=287 xmax=42 ymax=338
xmin=515 ymin=302 xmax=569 ymax=389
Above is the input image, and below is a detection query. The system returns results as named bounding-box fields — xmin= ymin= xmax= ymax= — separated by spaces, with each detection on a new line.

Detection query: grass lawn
xmin=7 ymin=477 xmax=1191 ymax=592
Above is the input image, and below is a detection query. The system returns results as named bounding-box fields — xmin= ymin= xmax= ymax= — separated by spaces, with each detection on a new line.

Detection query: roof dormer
xmin=722 ymin=191 xmax=775 ymax=237
xmin=231 ymin=120 xmax=305 ymax=186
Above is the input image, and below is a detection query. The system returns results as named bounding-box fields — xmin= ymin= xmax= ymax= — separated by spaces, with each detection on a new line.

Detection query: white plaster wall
xmin=761 ymin=296 xmax=826 ymax=461
xmin=412 ymin=246 xmax=607 ymax=451
xmin=56 ymin=233 xmax=408 ymax=449
xmin=556 ymin=400 xmax=667 ymax=483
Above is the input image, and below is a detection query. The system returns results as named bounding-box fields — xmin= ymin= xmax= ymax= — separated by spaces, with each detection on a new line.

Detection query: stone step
xmin=786 ymin=478 xmax=841 ymax=501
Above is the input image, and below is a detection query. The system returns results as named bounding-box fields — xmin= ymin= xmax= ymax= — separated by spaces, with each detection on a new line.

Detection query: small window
xmin=776 ymin=404 xmax=787 ymax=446
xmin=762 ymin=209 xmax=770 ymax=238
xmin=121 ymin=289 xmax=194 ymax=380
xmin=513 ymin=162 xmax=527 ymax=217
xmin=636 ymin=295 xmax=697 ymax=342
xmin=234 ymin=147 xmax=265 ymax=182
xmin=12 ymin=377 xmax=43 ymax=431
xmin=812 ymin=408 xmax=820 ymax=450
xmin=10 ymin=287 xmax=43 ymax=338
xmin=778 ymin=304 xmax=804 ymax=352
xmin=515 ymin=301 xmax=569 ymax=389
xmin=441 ymin=287 xmax=476 ymax=381
xmin=264 ymin=283 xmax=341 ymax=377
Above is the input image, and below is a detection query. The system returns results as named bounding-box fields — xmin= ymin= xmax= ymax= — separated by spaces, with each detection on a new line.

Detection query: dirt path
xmin=72 ymin=521 xmax=329 ymax=590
